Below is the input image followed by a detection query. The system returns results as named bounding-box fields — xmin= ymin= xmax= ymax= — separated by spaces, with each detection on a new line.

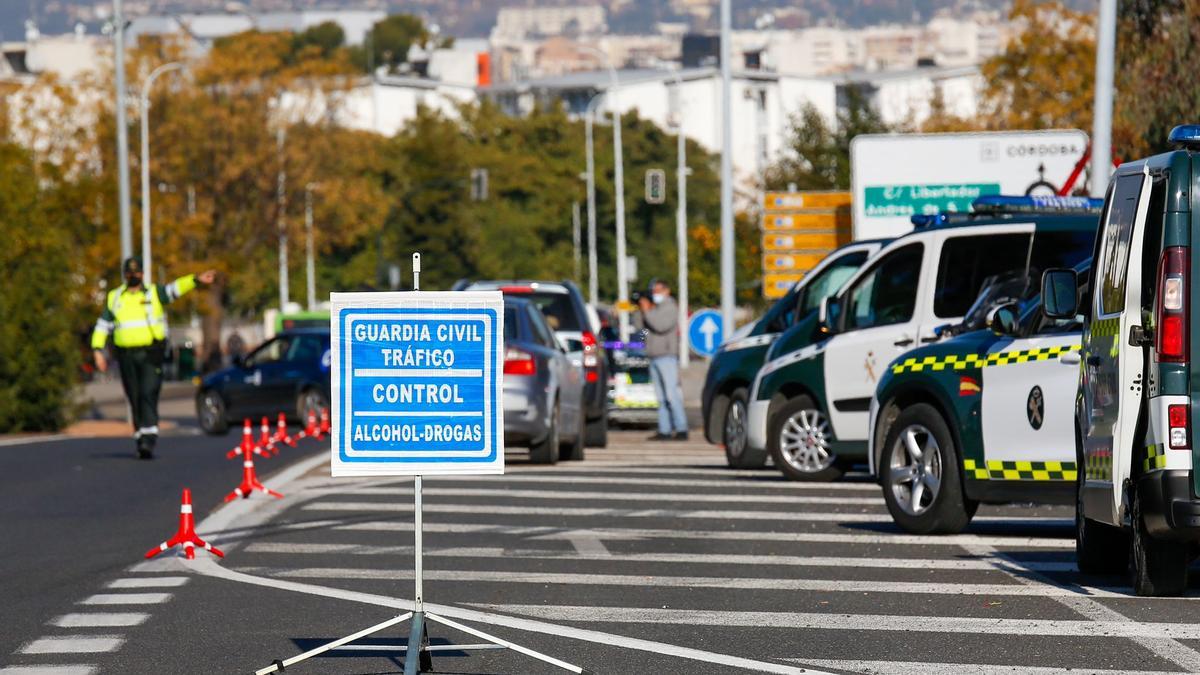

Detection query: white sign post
xmin=850 ymin=129 xmax=1090 ymax=240
xmin=257 ymin=253 xmax=590 ymax=675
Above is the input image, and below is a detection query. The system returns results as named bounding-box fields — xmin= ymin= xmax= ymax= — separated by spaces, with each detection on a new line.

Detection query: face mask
xmin=651 ymin=293 xmax=665 ymax=304
xmin=125 ymin=273 xmax=143 ymax=288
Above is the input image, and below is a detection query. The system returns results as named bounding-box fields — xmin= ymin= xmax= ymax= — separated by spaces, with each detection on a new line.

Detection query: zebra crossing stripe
xmin=785 ymin=660 xmax=1180 ymax=675
xmin=79 ymin=593 xmax=173 ymax=606
xmin=339 ymin=521 xmax=1074 ymax=548
xmin=347 ymin=486 xmax=882 ymax=505
xmin=466 ymin=604 xmax=1200 ymax=639
xmin=0 ymin=667 xmax=100 ymax=675
xmin=19 ymin=637 xmax=124 ymax=654
xmin=106 ymin=577 xmax=189 ymax=589
xmin=50 ymin=613 xmax=150 ymax=628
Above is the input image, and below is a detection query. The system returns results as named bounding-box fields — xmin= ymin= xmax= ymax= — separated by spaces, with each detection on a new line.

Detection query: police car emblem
xmin=1027 ymin=386 xmax=1044 ymax=430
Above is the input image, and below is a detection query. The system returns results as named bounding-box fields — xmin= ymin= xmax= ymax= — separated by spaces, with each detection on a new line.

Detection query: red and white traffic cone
xmin=296 ymin=409 xmax=320 ymax=441
xmin=223 ymin=456 xmax=283 ymax=502
xmin=271 ymin=412 xmax=296 ymax=449
xmin=258 ymin=416 xmax=276 ymax=456
xmin=226 ymin=418 xmax=269 ymax=460
xmin=145 ymin=488 xmax=224 ymax=560
xmin=318 ymin=407 xmax=331 ymax=439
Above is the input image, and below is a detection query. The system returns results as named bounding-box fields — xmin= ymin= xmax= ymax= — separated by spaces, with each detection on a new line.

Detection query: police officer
xmin=91 ymin=258 xmax=217 ymax=459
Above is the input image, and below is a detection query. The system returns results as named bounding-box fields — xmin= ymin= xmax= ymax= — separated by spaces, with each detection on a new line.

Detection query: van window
xmin=1030 ymin=230 xmax=1096 ymax=272
xmin=844 ymin=243 xmax=923 ymax=331
xmin=798 ymin=250 xmax=871 ymax=316
xmin=1097 ymin=174 xmax=1145 ymax=316
xmin=933 ymin=233 xmax=1031 ymax=318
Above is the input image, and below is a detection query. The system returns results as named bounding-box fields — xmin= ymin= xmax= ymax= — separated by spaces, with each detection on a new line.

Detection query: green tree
xmin=292 ymin=21 xmax=346 ymax=59
xmin=356 ymin=14 xmax=430 ymax=72
xmin=0 ymin=143 xmax=81 ymax=431
xmin=1115 ymin=0 xmax=1200 ymax=156
xmin=764 ymin=88 xmax=889 ymax=192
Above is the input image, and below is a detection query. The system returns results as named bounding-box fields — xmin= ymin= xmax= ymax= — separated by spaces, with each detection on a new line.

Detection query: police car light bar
xmin=970 ymin=195 xmax=1104 ymax=214
xmin=1168 ymin=124 xmax=1200 ymax=149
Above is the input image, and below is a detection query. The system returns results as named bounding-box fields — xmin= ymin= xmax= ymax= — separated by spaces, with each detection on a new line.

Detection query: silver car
xmin=502 ymin=296 xmax=586 ymax=463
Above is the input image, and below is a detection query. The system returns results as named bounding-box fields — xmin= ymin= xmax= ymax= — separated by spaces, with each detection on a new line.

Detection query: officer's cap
xmin=123 ymin=257 xmax=143 ymax=274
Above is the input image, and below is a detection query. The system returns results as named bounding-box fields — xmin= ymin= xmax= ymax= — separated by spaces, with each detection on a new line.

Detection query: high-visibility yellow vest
xmin=91 ymin=275 xmax=196 ymax=349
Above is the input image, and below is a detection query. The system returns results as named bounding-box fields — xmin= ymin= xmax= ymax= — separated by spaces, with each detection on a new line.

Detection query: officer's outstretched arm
xmin=91 ymin=306 xmax=114 ymax=372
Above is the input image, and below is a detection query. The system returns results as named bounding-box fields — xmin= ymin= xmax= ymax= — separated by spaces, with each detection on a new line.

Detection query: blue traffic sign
xmin=688 ymin=309 xmax=724 ymax=358
xmin=330 ymin=291 xmax=505 ymax=476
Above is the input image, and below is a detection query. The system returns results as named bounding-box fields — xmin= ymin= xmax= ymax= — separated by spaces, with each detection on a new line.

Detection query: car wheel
xmin=880 ymin=403 xmax=973 ymax=534
xmin=530 ymin=404 xmax=559 ymax=465
xmin=724 ymin=388 xmax=766 ymax=469
xmin=768 ymin=395 xmax=843 ymax=482
xmin=196 ymin=390 xmax=229 ymax=435
xmin=560 ymin=406 xmax=586 ymax=461
xmin=1130 ymin=486 xmax=1189 ymax=596
xmin=297 ymin=388 xmax=328 ymax=422
xmin=1075 ymin=464 xmax=1128 ymax=575
xmin=585 ymin=412 xmax=608 ymax=448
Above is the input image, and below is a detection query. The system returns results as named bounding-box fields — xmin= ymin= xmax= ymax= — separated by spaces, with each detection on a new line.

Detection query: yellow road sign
xmin=763 ymin=273 xmax=806 ymax=299
xmin=764 ymin=191 xmax=851 ymax=211
xmin=762 ymin=231 xmax=841 ymax=252
xmin=763 ymin=252 xmax=827 ymax=272
xmin=762 ymin=211 xmax=851 ymax=232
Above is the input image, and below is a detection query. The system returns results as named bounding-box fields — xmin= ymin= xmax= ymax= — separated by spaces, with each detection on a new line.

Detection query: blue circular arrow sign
xmin=687 ymin=309 xmax=724 ymax=358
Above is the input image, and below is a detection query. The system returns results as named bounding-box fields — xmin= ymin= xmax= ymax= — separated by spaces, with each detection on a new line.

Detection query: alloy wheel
xmin=888 ymin=424 xmax=943 ymax=516
xmin=778 ymin=408 xmax=834 ymax=473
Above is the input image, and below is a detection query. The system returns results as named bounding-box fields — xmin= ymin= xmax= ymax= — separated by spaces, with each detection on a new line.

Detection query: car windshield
xmin=523 ymin=292 xmax=581 ymax=332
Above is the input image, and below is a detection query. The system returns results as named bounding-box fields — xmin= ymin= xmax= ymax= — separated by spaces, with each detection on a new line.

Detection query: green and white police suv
xmin=1043 ymin=126 xmax=1200 ymax=596
xmin=871 ymin=256 xmax=1093 ymax=534
xmin=746 ymin=196 xmax=1100 ymax=482
xmin=702 ymin=240 xmax=885 ymax=468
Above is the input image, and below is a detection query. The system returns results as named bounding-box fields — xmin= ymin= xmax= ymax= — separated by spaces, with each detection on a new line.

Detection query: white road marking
xmin=241 ymin=541 xmax=1076 ymax=572
xmin=422 ymin=473 xmax=883 ymax=491
xmin=78 ymin=593 xmax=172 ymax=605
xmin=0 ymin=434 xmax=72 ymax=448
xmin=240 ymin=565 xmax=1133 ymax=597
xmin=785 ymin=659 xmax=1182 ymax=675
xmin=50 ymin=613 xmax=150 ymax=628
xmin=350 ymin=485 xmax=882 ymax=505
xmin=339 ymin=521 xmax=1074 ymax=548
xmin=305 ymin=500 xmax=1069 ymax=526
xmin=187 ymin=558 xmax=824 ymax=675
xmin=0 ymin=662 xmax=99 ymax=667
xmin=468 ymin=604 xmax=1200 ymax=639
xmin=19 ymin=637 xmax=124 ymax=654
xmin=512 ymin=464 xmax=862 ymax=481
xmin=106 ymin=577 xmax=189 ymax=589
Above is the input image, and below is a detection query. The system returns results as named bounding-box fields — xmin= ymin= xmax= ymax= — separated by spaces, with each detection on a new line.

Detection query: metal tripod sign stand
xmin=256 ymin=254 xmax=590 ymax=674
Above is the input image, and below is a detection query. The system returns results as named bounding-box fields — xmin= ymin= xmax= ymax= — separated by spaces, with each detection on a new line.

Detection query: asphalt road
xmin=5 ymin=428 xmax=1200 ymax=675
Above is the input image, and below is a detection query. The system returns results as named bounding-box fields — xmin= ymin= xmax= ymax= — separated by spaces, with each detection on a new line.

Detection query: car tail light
xmin=1169 ymin=403 xmax=1190 ymax=449
xmin=504 ymin=347 xmax=536 ymax=376
xmin=582 ymin=331 xmax=599 ymax=369
xmin=1156 ymin=247 xmax=1188 ymax=363
xmin=586 ymin=370 xmax=599 ymax=383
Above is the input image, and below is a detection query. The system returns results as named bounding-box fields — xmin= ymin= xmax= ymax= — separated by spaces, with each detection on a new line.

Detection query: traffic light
xmin=470 ymin=168 xmax=488 ymax=201
xmin=645 ymin=169 xmax=666 ymax=204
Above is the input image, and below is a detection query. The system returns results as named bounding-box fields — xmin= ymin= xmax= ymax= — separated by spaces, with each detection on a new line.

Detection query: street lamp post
xmin=305 ymin=183 xmax=318 ymax=310
xmin=583 ymin=93 xmax=605 ymax=308
xmin=139 ymin=61 xmax=185 ymax=285
xmin=719 ymin=0 xmax=736 ymax=337
xmin=277 ymin=128 xmax=289 ymax=311
xmin=652 ymin=61 xmax=692 ymax=367
xmin=580 ymin=45 xmax=629 ymax=341
xmin=113 ymin=0 xmax=133 ymax=261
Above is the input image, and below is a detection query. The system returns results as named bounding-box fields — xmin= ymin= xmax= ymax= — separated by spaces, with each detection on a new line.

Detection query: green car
xmin=871 ymin=259 xmax=1091 ymax=534
xmin=747 ymin=196 xmax=1100 ymax=482
xmin=702 ymin=241 xmax=884 ymax=468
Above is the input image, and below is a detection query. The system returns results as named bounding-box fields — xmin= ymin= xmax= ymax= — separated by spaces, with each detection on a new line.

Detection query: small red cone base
xmin=227 ymin=418 xmax=269 ymax=460
xmin=318 ymin=408 xmax=331 ymax=439
xmin=258 ymin=416 xmax=277 ymax=456
xmin=224 ymin=459 xmax=283 ymax=502
xmin=145 ymin=488 xmax=224 ymax=560
xmin=296 ymin=409 xmax=322 ymax=441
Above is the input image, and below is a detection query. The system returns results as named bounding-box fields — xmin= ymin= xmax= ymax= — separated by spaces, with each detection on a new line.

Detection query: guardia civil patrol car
xmin=1044 ymin=125 xmax=1200 ymax=596
xmin=746 ymin=196 xmax=1101 ymax=482
xmin=869 ymin=259 xmax=1092 ymax=534
xmin=702 ymin=240 xmax=885 ymax=468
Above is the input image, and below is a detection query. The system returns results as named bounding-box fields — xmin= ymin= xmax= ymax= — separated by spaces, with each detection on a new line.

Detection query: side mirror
xmin=986 ymin=302 xmax=1020 ymax=336
xmin=1041 ymin=268 xmax=1079 ymax=320
xmin=818 ymin=297 xmax=840 ymax=334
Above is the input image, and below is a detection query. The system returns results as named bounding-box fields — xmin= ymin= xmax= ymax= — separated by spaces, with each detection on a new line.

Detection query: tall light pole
xmin=719 ymin=0 xmax=736 ymax=335
xmin=1091 ymin=0 xmax=1117 ymax=196
xmin=581 ymin=45 xmax=629 ymax=341
xmin=583 ymin=93 xmax=604 ymax=307
xmin=572 ymin=201 xmax=582 ymax=283
xmin=276 ymin=128 xmax=289 ymax=311
xmin=113 ymin=0 xmax=133 ymax=261
xmin=652 ymin=60 xmax=692 ymax=367
xmin=305 ymin=183 xmax=318 ymax=310
xmin=139 ymin=61 xmax=185 ymax=285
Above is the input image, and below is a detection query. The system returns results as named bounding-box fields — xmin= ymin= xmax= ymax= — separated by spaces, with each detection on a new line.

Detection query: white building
xmin=491 ymin=6 xmax=607 ymax=40
xmin=127 ymin=10 xmax=385 ymax=49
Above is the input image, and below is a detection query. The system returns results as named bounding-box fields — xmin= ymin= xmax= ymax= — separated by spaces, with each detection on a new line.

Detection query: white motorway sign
xmin=330 ymin=291 xmax=504 ymax=477
xmin=849 ymin=129 xmax=1090 ymax=240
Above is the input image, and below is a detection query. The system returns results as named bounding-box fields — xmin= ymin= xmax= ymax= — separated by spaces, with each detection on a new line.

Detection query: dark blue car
xmin=196 ymin=328 xmax=331 ymax=434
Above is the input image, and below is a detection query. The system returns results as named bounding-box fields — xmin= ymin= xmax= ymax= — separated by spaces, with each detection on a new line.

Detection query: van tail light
xmin=582 ymin=330 xmax=600 ymax=370
xmin=504 ymin=347 xmax=536 ymax=376
xmin=1169 ymin=404 xmax=1190 ymax=449
xmin=1156 ymin=247 xmax=1189 ymax=363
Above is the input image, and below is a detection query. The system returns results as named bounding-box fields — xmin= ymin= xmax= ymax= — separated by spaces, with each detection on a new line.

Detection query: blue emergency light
xmin=1168 ymin=125 xmax=1200 ymax=149
xmin=971 ymin=194 xmax=1104 ymax=214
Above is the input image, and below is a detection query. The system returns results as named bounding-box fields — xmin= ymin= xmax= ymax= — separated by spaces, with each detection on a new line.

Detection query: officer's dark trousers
xmin=115 ymin=344 xmax=164 ymax=442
